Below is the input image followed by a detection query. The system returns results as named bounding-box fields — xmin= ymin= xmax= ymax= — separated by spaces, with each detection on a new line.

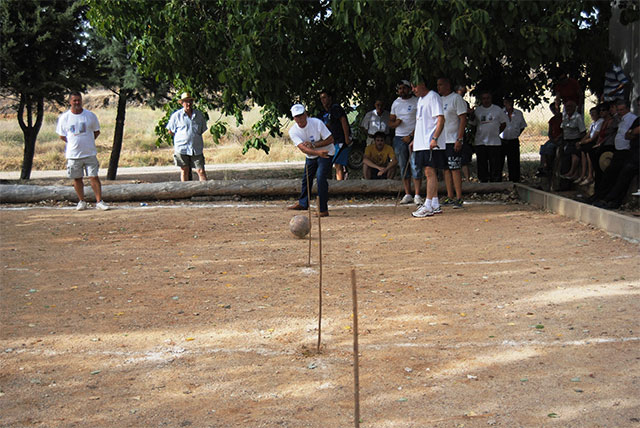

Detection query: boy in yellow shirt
xmin=363 ymin=132 xmax=397 ymax=179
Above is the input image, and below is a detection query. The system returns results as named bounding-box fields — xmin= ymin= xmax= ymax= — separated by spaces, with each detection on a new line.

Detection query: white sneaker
xmin=399 ymin=194 xmax=413 ymax=204
xmin=96 ymin=201 xmax=110 ymax=211
xmin=76 ymin=200 xmax=87 ymax=211
xmin=414 ymin=195 xmax=424 ymax=205
xmin=633 ymin=189 xmax=640 ymax=196
xmin=412 ymin=204 xmax=434 ymax=218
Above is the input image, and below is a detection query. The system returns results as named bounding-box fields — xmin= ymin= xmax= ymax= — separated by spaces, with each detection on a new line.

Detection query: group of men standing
xmin=288 ymin=78 xmax=528 ymax=218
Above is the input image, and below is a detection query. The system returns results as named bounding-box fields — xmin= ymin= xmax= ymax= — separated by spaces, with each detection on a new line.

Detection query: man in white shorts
xmin=56 ymin=91 xmax=109 ymax=211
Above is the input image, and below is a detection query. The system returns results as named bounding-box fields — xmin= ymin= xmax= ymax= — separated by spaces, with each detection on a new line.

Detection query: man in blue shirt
xmin=167 ymin=92 xmax=208 ymax=181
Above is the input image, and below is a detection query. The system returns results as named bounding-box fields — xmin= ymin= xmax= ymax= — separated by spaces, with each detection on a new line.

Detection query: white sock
xmin=425 ymin=198 xmax=432 ymax=209
xmin=432 ymin=197 xmax=439 ymax=208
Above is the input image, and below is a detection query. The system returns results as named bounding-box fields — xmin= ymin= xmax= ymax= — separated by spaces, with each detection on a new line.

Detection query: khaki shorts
xmin=174 ymin=153 xmax=205 ymax=170
xmin=67 ymin=156 xmax=99 ymax=179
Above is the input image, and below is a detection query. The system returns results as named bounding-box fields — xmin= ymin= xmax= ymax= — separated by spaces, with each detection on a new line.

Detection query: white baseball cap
xmin=290 ymin=103 xmax=305 ymax=117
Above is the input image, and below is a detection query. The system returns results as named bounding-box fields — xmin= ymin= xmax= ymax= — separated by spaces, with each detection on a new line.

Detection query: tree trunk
xmin=107 ymin=91 xmax=129 ymax=180
xmin=17 ymin=94 xmax=44 ymax=180
xmin=0 ymin=180 xmax=515 ymax=204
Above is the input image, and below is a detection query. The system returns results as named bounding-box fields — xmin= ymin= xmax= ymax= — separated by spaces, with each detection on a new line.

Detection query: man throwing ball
xmin=287 ymin=104 xmax=334 ymax=217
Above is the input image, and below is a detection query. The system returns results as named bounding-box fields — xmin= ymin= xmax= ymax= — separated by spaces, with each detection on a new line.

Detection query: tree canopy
xmin=87 ymin=0 xmax=613 ymax=153
xmin=0 ymin=0 xmax=99 ymax=179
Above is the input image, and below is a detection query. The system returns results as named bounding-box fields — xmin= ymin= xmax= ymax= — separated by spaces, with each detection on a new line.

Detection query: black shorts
xmin=563 ymin=138 xmax=581 ymax=156
xmin=461 ymin=142 xmax=473 ymax=165
xmin=445 ymin=143 xmax=463 ymax=170
xmin=414 ymin=149 xmax=448 ymax=170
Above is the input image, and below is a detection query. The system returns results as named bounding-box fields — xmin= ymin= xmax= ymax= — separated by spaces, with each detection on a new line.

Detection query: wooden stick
xmin=394 ymin=152 xmax=413 ymax=213
xmin=351 ymin=269 xmax=360 ymax=428
xmin=306 ymin=163 xmax=313 ymax=266
xmin=316 ymin=196 xmax=323 ymax=353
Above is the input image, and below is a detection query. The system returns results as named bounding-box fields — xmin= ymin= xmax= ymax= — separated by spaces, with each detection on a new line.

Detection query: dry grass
xmin=0 ymin=105 xmax=303 ymax=172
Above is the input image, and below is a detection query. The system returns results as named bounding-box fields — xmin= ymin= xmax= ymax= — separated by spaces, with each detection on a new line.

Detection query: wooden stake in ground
xmin=316 ymin=196 xmax=323 ymax=352
xmin=394 ymin=156 xmax=413 ymax=213
xmin=351 ymin=269 xmax=361 ymax=428
xmin=306 ymin=164 xmax=313 ymax=266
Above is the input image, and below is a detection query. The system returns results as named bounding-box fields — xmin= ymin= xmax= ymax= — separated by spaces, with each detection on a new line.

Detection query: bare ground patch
xmin=1 ymin=200 xmax=639 ymax=427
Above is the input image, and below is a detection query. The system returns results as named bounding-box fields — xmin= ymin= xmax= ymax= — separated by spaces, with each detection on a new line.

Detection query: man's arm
xmin=340 ymin=115 xmax=350 ymax=145
xmin=388 ymin=114 xmax=402 ymax=129
xmin=455 ymin=113 xmax=467 ymax=151
xmin=362 ymin=155 xmax=383 ymax=171
xmin=297 ymin=143 xmax=330 ymax=158
xmin=430 ymin=116 xmax=445 ymax=149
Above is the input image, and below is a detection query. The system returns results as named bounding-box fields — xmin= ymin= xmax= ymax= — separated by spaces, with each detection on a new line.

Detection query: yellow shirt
xmin=364 ymin=144 xmax=395 ymax=166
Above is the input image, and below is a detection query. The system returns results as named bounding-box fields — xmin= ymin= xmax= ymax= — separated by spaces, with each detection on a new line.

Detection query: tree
xmin=90 ymin=33 xmax=170 ymax=180
xmin=0 ymin=0 xmax=99 ymax=179
xmin=87 ymin=0 xmax=612 ymax=153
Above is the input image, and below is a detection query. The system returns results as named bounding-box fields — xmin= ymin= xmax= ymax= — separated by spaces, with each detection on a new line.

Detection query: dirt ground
xmin=1 ymin=199 xmax=639 ymax=428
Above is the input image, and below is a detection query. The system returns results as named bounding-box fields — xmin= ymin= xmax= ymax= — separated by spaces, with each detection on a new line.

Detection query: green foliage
xmin=88 ymin=0 xmax=612 ymax=156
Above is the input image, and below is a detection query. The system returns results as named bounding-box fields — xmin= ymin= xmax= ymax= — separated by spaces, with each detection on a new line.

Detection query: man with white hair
xmin=287 ymin=104 xmax=334 ymax=217
xmin=166 ymin=92 xmax=208 ymax=181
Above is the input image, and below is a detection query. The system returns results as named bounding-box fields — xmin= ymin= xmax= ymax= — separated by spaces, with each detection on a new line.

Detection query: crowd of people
xmin=288 ymin=77 xmax=535 ymax=217
xmin=55 ymin=67 xmax=638 ymax=215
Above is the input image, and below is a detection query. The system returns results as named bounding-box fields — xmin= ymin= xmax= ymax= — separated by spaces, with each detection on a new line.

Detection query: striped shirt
xmin=604 ymin=65 xmax=629 ymax=102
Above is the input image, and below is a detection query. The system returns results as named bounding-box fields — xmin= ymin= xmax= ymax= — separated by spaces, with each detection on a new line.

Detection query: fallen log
xmin=0 ymin=179 xmax=515 ymax=204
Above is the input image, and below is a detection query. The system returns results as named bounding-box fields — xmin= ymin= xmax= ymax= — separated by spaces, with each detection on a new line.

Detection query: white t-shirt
xmin=499 ymin=108 xmax=527 ymax=140
xmin=360 ymin=109 xmax=390 ymax=135
xmin=473 ymin=105 xmax=507 ymax=146
xmin=589 ymin=118 xmax=604 ymax=139
xmin=413 ymin=91 xmax=444 ymax=151
xmin=438 ymin=92 xmax=467 ymax=145
xmin=390 ymin=96 xmax=418 ymax=137
xmin=615 ymin=112 xmax=639 ymax=150
xmin=56 ymin=109 xmax=100 ymax=159
xmin=289 ymin=117 xmax=334 ymax=159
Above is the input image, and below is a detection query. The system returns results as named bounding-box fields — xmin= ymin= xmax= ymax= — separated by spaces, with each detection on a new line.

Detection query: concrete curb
xmin=515 ymin=184 xmax=640 ymax=241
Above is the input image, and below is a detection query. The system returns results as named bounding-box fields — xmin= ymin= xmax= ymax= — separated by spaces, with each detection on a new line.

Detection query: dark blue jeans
xmin=299 ymin=156 xmax=331 ymax=212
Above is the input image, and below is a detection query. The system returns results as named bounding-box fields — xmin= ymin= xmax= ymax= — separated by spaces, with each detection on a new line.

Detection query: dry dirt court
xmin=0 ymin=199 xmax=639 ymax=428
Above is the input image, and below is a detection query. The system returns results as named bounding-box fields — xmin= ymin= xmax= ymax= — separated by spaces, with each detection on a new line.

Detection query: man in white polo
xmin=56 ymin=91 xmax=109 ymax=211
xmin=287 ymin=104 xmax=334 ymax=217
xmin=167 ymin=92 xmax=208 ymax=181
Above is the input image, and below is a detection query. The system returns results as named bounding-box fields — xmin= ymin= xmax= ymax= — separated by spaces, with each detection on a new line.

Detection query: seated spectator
xmin=588 ymin=102 xmax=619 ymax=201
xmin=363 ymin=131 xmax=397 ymax=179
xmin=575 ymin=107 xmax=604 ymax=185
xmin=592 ymin=99 xmax=638 ymax=207
xmin=560 ymin=100 xmax=586 ymax=180
xmin=537 ymin=101 xmax=562 ymax=177
xmin=360 ymin=99 xmax=391 ymax=146
xmin=597 ymin=113 xmax=639 ymax=207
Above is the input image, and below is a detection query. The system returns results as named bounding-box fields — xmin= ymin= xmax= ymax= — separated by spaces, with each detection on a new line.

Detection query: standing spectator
xmin=554 ymin=70 xmax=583 ymax=112
xmin=602 ymin=63 xmax=630 ymax=102
xmin=499 ymin=96 xmax=527 ymax=182
xmin=455 ymin=84 xmax=474 ymax=181
xmin=592 ymin=99 xmax=638 ymax=205
xmin=471 ymin=90 xmax=507 ymax=182
xmin=410 ymin=79 xmax=445 ymax=218
xmin=389 ymin=80 xmax=422 ymax=205
xmin=437 ymin=77 xmax=467 ymax=208
xmin=56 ymin=91 xmax=110 ymax=211
xmin=560 ymin=100 xmax=586 ymax=180
xmin=166 ymin=92 xmax=208 ymax=181
xmin=360 ymin=99 xmax=390 ymax=146
xmin=319 ymin=90 xmax=350 ymax=180
xmin=287 ymin=104 xmax=334 ymax=217
xmin=362 ymin=131 xmax=397 ymax=179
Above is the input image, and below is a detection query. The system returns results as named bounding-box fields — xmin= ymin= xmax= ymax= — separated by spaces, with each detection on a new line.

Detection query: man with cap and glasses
xmin=166 ymin=92 xmax=208 ymax=181
xmin=287 ymin=104 xmax=334 ymax=217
